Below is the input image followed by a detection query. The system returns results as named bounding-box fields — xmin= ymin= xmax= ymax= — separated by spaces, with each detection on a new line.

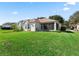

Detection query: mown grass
xmin=0 ymin=30 xmax=79 ymax=56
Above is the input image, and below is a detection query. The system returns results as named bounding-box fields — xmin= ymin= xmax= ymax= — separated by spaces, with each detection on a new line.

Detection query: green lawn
xmin=0 ymin=30 xmax=79 ymax=56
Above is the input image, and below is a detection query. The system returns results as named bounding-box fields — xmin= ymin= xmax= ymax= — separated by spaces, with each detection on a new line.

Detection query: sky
xmin=0 ymin=2 xmax=79 ymax=25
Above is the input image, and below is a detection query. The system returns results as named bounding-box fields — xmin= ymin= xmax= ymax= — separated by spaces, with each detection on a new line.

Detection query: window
xmin=25 ymin=24 xmax=30 ymax=29
xmin=51 ymin=23 xmax=54 ymax=29
xmin=28 ymin=24 xmax=30 ymax=29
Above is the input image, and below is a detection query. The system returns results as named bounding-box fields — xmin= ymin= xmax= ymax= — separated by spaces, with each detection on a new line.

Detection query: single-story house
xmin=18 ymin=18 xmax=61 ymax=31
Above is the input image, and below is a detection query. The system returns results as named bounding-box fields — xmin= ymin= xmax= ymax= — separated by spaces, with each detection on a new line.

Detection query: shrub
xmin=11 ymin=24 xmax=22 ymax=32
xmin=60 ymin=26 xmax=66 ymax=31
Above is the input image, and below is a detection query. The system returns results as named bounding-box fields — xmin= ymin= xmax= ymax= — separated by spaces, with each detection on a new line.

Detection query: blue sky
xmin=0 ymin=2 xmax=79 ymax=25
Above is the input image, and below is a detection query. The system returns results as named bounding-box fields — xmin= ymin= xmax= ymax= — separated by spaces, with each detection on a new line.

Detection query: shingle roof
xmin=27 ymin=18 xmax=58 ymax=23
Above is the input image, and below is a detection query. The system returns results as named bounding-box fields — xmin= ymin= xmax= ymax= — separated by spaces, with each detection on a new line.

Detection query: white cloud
xmin=53 ymin=10 xmax=57 ymax=12
xmin=12 ymin=11 xmax=18 ymax=15
xmin=64 ymin=2 xmax=76 ymax=6
xmin=67 ymin=2 xmax=76 ymax=5
xmin=63 ymin=7 xmax=70 ymax=11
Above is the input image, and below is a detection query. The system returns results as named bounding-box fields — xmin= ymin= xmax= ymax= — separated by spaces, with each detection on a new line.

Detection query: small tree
xmin=64 ymin=21 xmax=69 ymax=28
xmin=0 ymin=25 xmax=1 ymax=30
xmin=37 ymin=17 xmax=46 ymax=19
xmin=69 ymin=11 xmax=79 ymax=29
xmin=49 ymin=15 xmax=64 ymax=24
xmin=11 ymin=23 xmax=20 ymax=31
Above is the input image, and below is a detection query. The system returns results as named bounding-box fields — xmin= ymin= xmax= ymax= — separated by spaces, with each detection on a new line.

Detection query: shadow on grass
xmin=61 ymin=31 xmax=74 ymax=33
xmin=0 ymin=30 xmax=14 ymax=33
xmin=35 ymin=30 xmax=74 ymax=33
xmin=0 ymin=29 xmax=74 ymax=33
xmin=1 ymin=31 xmax=13 ymax=33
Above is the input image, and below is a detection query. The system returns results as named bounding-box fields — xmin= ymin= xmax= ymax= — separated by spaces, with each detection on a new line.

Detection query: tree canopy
xmin=49 ymin=15 xmax=64 ymax=24
xmin=37 ymin=17 xmax=46 ymax=19
xmin=69 ymin=11 xmax=79 ymax=27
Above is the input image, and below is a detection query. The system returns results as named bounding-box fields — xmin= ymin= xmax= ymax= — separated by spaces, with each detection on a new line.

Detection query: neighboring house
xmin=18 ymin=18 xmax=61 ymax=31
xmin=1 ymin=24 xmax=12 ymax=30
xmin=1 ymin=23 xmax=16 ymax=30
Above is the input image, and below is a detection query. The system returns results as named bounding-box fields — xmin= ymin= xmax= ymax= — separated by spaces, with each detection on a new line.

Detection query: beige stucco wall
xmin=23 ymin=22 xmax=36 ymax=31
xmin=23 ymin=22 xmax=28 ymax=31
xmin=30 ymin=23 xmax=36 ymax=31
xmin=58 ymin=23 xmax=61 ymax=30
xmin=22 ymin=21 xmax=61 ymax=31
xmin=77 ymin=24 xmax=79 ymax=31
